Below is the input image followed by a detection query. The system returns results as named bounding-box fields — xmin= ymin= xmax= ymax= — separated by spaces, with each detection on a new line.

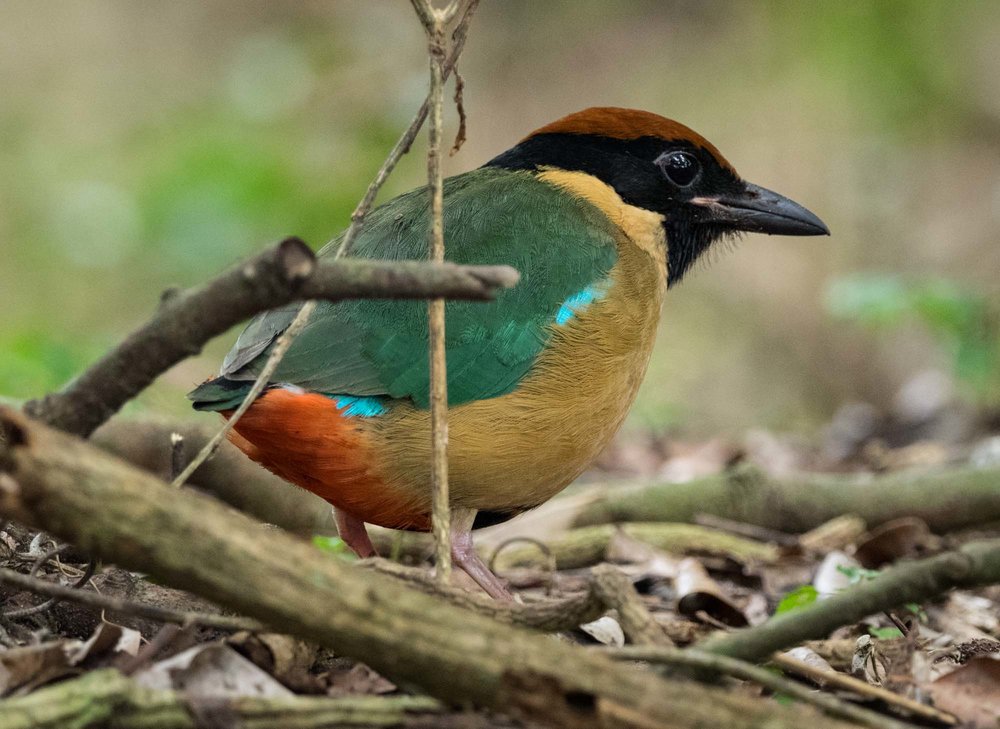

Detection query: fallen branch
xmin=22 ymin=238 xmax=517 ymax=438
xmin=0 ymin=410 xmax=858 ymax=729
xmin=0 ymin=669 xmax=445 ymax=729
xmin=606 ymin=647 xmax=915 ymax=729
xmin=770 ymin=652 xmax=957 ymax=726
xmin=699 ymin=539 xmax=1000 ymax=663
xmin=492 ymin=522 xmax=779 ymax=571
xmin=573 ymin=463 xmax=1000 ymax=533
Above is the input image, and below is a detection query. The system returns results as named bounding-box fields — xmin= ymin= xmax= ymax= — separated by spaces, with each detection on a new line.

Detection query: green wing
xmin=195 ymin=167 xmax=618 ymax=409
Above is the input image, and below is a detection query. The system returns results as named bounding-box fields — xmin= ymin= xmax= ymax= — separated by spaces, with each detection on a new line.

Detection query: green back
xmin=216 ymin=167 xmax=618 ymax=408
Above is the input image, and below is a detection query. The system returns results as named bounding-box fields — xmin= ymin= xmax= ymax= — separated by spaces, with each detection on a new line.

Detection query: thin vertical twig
xmin=171 ymin=1 xmax=479 ymax=489
xmin=411 ymin=0 xmax=462 ymax=584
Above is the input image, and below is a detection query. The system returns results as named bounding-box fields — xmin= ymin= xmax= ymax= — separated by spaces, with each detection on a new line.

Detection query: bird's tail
xmin=187 ymin=376 xmax=254 ymax=412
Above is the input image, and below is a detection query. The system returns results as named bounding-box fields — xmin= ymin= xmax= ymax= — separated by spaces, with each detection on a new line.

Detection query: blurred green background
xmin=2 ymin=0 xmax=999 ymax=436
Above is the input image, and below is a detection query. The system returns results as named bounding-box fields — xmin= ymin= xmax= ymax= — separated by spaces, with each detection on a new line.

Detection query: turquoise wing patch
xmin=331 ymin=395 xmax=387 ymax=417
xmin=555 ymin=280 xmax=611 ymax=325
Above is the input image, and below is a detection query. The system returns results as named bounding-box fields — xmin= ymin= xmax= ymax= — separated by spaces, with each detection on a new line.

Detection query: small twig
xmin=883 ymin=611 xmax=910 ymax=636
xmin=168 ymin=433 xmax=184 ymax=482
xmin=2 ymin=554 xmax=95 ymax=620
xmin=771 ymin=652 xmax=956 ymax=726
xmin=694 ymin=513 xmax=798 ymax=547
xmin=411 ymin=0 xmax=457 ymax=585
xmin=0 ymin=567 xmax=263 ymax=632
xmin=606 ymin=646 xmax=916 ymax=729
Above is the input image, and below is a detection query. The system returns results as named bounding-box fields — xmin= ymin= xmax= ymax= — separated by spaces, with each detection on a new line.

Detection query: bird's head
xmin=486 ymin=107 xmax=828 ymax=285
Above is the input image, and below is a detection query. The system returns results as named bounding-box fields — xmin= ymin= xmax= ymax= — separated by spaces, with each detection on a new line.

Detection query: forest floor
xmin=1 ymin=394 xmax=1000 ymax=728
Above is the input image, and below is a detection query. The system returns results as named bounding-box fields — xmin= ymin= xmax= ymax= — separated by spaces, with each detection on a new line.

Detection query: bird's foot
xmin=450 ymin=507 xmax=513 ymax=601
xmin=333 ymin=507 xmax=376 ymax=558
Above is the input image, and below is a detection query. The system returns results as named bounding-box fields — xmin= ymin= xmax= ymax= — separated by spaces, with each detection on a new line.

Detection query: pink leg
xmin=333 ymin=508 xmax=376 ymax=558
xmin=449 ymin=508 xmax=513 ymax=601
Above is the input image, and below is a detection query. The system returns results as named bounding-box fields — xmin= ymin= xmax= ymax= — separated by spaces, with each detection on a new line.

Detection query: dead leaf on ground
xmin=798 ymin=515 xmax=867 ymax=555
xmin=0 ymin=642 xmax=75 ymax=697
xmin=579 ymin=616 xmax=626 ymax=647
xmin=228 ymin=631 xmax=321 ymax=693
xmin=854 ymin=517 xmax=938 ymax=568
xmin=850 ymin=635 xmax=888 ymax=686
xmin=0 ymin=621 xmax=142 ymax=696
xmin=133 ymin=643 xmax=293 ymax=698
xmin=927 ymin=657 xmax=1000 ymax=728
xmin=674 ymin=558 xmax=747 ymax=627
xmin=326 ymin=661 xmax=397 ymax=696
xmin=69 ymin=621 xmax=141 ymax=666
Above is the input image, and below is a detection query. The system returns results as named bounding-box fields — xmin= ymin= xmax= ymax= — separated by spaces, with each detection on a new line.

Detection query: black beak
xmin=694 ymin=182 xmax=829 ymax=236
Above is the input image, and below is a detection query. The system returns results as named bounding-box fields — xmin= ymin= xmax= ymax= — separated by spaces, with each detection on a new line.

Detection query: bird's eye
xmin=657 ymin=151 xmax=701 ymax=188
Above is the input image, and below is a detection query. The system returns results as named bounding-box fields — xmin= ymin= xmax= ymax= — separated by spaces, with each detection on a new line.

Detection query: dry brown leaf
xmin=674 ymin=558 xmax=747 ymax=627
xmin=850 ymin=635 xmax=889 ymax=686
xmin=854 ymin=517 xmax=938 ymax=569
xmin=0 ymin=642 xmax=75 ymax=697
xmin=327 ymin=662 xmax=397 ymax=696
xmin=68 ymin=621 xmax=141 ymax=666
xmin=927 ymin=657 xmax=1000 ymax=728
xmin=798 ymin=515 xmax=867 ymax=554
xmin=133 ymin=643 xmax=293 ymax=698
xmin=228 ymin=631 xmax=320 ymax=693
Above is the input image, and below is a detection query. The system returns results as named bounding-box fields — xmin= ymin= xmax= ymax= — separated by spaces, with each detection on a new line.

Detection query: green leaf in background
xmin=835 ymin=564 xmax=881 ymax=585
xmin=825 ymin=274 xmax=910 ymax=326
xmin=0 ymin=331 xmax=102 ymax=399
xmin=825 ymin=274 xmax=1000 ymax=404
xmin=867 ymin=626 xmax=903 ymax=639
xmin=775 ymin=585 xmax=818 ymax=614
xmin=312 ymin=535 xmax=355 ymax=560
xmin=905 ymin=602 xmax=928 ymax=622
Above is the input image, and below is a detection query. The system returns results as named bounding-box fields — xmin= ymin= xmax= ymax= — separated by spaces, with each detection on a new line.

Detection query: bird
xmin=189 ymin=107 xmax=828 ymax=599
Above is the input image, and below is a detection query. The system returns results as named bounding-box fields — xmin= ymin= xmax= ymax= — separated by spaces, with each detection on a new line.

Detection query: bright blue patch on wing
xmin=331 ymin=395 xmax=387 ymax=417
xmin=555 ymin=282 xmax=610 ymax=325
